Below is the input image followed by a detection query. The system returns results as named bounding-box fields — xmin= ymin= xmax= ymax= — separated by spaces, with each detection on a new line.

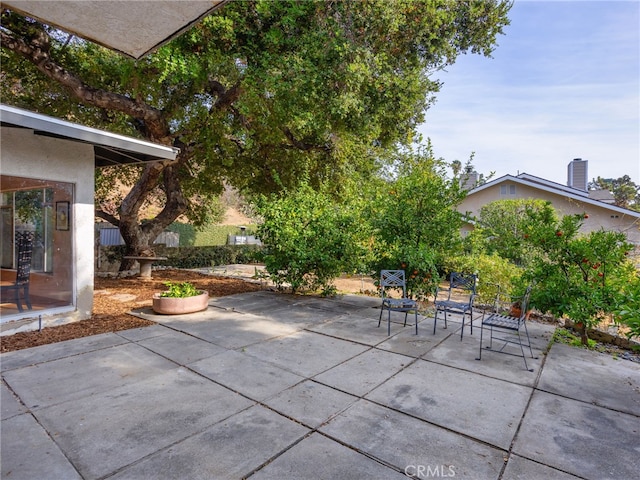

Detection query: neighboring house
xmin=0 ymin=105 xmax=178 ymax=333
xmin=458 ymin=168 xmax=640 ymax=246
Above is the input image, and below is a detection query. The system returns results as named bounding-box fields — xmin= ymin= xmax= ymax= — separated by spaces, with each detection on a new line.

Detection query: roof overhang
xmin=467 ymin=173 xmax=640 ymax=218
xmin=1 ymin=104 xmax=179 ymax=167
xmin=2 ymin=0 xmax=229 ymax=59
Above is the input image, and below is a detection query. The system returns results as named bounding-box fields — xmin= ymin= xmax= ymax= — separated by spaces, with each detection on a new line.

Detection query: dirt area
xmin=0 ymin=269 xmax=376 ymax=353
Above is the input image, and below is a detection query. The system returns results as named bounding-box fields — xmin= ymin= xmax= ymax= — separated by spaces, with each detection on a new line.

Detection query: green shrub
xmin=611 ymin=271 xmax=640 ymax=339
xmin=521 ymin=208 xmax=634 ymax=345
xmin=160 ymin=281 xmax=200 ymax=298
xmin=164 ymin=245 xmax=262 ymax=268
xmin=369 ymin=248 xmax=439 ymax=301
xmin=255 ymin=184 xmax=364 ymax=295
xmin=442 ymin=253 xmax=522 ymax=304
xmin=167 ymin=222 xmax=258 ymax=246
xmin=365 ymin=147 xmax=467 ymax=300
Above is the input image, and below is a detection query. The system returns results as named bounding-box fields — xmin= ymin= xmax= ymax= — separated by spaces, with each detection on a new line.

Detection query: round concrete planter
xmin=152 ymin=291 xmax=209 ymax=315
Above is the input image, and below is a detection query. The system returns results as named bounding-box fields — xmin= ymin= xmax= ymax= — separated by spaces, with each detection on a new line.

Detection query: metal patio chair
xmin=1 ymin=232 xmax=35 ymax=312
xmin=476 ymin=284 xmax=536 ymax=371
xmin=433 ymin=272 xmax=477 ymax=339
xmin=378 ymin=270 xmax=419 ymax=335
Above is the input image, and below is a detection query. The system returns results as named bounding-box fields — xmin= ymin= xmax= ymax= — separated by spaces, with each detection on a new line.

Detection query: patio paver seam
xmin=532 ymin=385 xmax=640 ymax=419
xmin=92 ymin=401 xmax=262 ymax=480
xmin=0 ymin=335 xmax=130 ymax=372
xmin=359 ymin=393 xmax=515 ymax=454
xmin=24 ymin=410 xmax=85 ymax=479
xmin=496 ymin=339 xmax=552 ymax=480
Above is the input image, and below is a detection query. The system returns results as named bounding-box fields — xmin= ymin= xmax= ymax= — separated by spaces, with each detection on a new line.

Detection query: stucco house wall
xmin=1 ymin=105 xmax=177 ymax=335
xmin=1 ymin=126 xmax=95 ymax=331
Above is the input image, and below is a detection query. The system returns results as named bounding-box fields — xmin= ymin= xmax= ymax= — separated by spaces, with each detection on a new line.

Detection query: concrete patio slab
xmin=538 ymin=342 xmax=640 ymax=416
xmin=108 ymin=405 xmax=309 ymax=480
xmin=2 ymin=290 xmax=638 ymax=480
xmin=241 ymin=330 xmax=369 ymax=377
xmin=1 ymin=413 xmax=81 ymax=480
xmin=150 ymin=308 xmax=301 ymax=349
xmin=247 ymin=305 xmax=336 ymax=328
xmin=313 ymin=348 xmax=415 ymax=397
xmin=320 ymin=399 xmax=506 ymax=479
xmin=136 ymin=328 xmax=227 ymax=365
xmin=514 ymin=389 xmax=640 ymax=480
xmin=289 ymin=293 xmax=381 ymax=315
xmin=307 ymin=313 xmax=400 ymax=345
xmin=189 ymin=349 xmax=305 ymax=401
xmin=502 ymin=454 xmax=582 ymax=479
xmin=264 ymin=380 xmax=358 ymax=428
xmin=250 ymin=432 xmax=408 ymax=480
xmin=365 ymin=358 xmax=533 ymax=449
xmin=423 ymin=318 xmax=554 ymax=385
xmin=209 ymin=291 xmax=298 ymax=313
xmin=33 ymin=367 xmax=254 ymax=479
xmin=0 ymin=381 xmax=26 ymax=420
xmin=375 ymin=318 xmax=449 ymax=358
xmin=0 ymin=332 xmax=128 ymax=372
xmin=115 ymin=323 xmax=172 ymax=342
xmin=3 ymin=342 xmax=176 ymax=409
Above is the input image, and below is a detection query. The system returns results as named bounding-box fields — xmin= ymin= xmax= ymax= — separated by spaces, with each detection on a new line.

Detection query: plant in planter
xmin=152 ymin=281 xmax=209 ymax=315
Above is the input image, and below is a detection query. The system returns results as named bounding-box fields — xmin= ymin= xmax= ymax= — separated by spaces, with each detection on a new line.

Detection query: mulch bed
xmin=0 ymin=269 xmax=262 ymax=353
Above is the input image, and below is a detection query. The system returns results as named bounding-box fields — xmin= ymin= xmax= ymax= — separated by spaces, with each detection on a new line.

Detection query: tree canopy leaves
xmin=1 ymin=0 xmax=512 ymax=261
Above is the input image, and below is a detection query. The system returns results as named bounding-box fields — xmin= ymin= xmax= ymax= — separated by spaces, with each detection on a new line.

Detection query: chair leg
xmin=523 ymin=322 xmax=535 ymax=358
xmin=388 ymin=309 xmax=391 ymax=336
xmin=517 ymin=329 xmax=533 ymax=372
xmin=23 ymin=285 xmax=32 ymax=310
xmin=414 ymin=310 xmax=418 ymax=335
xmin=433 ymin=310 xmax=438 ymax=334
xmin=14 ymin=288 xmax=23 ymax=313
xmin=378 ymin=308 xmax=383 ymax=328
xmin=460 ymin=311 xmax=473 ymax=340
xmin=476 ymin=323 xmax=484 ymax=361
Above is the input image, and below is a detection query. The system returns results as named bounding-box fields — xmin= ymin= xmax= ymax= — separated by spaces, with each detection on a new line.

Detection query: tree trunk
xmin=114 ymin=156 xmax=189 ymax=270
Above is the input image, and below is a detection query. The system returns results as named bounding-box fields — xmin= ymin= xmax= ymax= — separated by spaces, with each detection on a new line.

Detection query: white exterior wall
xmin=1 ymin=126 xmax=95 ymax=331
xmin=459 ymin=182 xmax=640 ymax=245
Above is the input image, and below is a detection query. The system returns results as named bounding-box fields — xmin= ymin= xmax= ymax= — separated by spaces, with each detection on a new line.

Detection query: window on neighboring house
xmin=500 ymin=184 xmax=516 ymax=196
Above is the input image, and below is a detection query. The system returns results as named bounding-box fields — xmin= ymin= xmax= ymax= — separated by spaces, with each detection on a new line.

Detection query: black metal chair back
xmin=433 ymin=272 xmax=478 ymax=339
xmin=15 ymin=232 xmax=34 ymax=285
xmin=1 ymin=232 xmax=35 ymax=312
xmin=378 ymin=270 xmax=419 ymax=335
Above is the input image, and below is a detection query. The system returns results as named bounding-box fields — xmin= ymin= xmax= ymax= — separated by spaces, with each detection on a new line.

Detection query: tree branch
xmin=282 ymin=127 xmax=332 ymax=152
xmin=94 ymin=209 xmax=119 ymax=226
xmin=0 ymin=27 xmax=172 ymax=144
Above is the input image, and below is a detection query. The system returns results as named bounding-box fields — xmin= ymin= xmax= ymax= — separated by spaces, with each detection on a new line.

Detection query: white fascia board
xmin=0 ymin=104 xmax=179 ymax=162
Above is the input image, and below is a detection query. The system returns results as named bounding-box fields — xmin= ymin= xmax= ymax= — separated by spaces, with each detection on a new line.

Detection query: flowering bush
xmin=521 ymin=207 xmax=634 ymax=344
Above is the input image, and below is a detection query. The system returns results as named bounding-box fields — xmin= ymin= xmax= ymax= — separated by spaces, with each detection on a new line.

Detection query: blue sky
xmin=418 ymin=0 xmax=639 ymax=186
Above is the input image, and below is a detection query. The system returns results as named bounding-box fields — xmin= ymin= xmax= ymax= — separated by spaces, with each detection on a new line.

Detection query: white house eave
xmin=516 ymin=172 xmax=590 ymax=197
xmin=467 ymin=174 xmax=640 ymax=218
xmin=0 ymin=104 xmax=179 ymax=164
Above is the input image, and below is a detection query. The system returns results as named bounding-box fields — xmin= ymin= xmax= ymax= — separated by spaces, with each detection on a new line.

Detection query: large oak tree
xmin=1 ymin=0 xmax=511 ymax=268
